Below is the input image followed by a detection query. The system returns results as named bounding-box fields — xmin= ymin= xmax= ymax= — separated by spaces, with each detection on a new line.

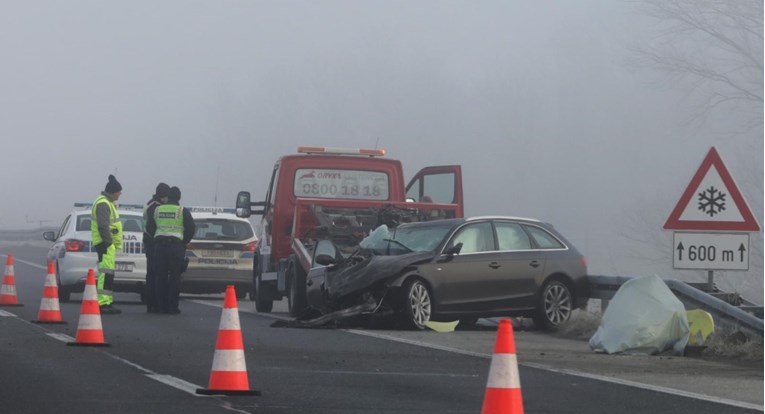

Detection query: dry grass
xmin=557 ymin=309 xmax=764 ymax=361
xmin=557 ymin=309 xmax=602 ymax=340
xmin=703 ymin=331 xmax=764 ymax=362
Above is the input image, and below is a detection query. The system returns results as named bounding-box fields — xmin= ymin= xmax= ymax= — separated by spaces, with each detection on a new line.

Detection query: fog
xmin=2 ymin=1 xmax=762 ymax=303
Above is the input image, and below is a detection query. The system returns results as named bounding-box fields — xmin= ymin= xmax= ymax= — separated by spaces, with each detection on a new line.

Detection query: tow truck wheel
xmin=287 ymin=258 xmax=307 ymax=317
xmin=401 ymin=278 xmax=432 ymax=330
xmin=254 ymin=274 xmax=273 ymax=313
xmin=248 ymin=278 xmax=256 ymax=301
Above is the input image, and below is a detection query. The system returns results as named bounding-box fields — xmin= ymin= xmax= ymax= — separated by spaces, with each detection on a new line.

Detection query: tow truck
xmin=235 ymin=146 xmax=464 ymax=316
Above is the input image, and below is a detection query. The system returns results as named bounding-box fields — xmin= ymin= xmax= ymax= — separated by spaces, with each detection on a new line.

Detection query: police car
xmin=42 ymin=203 xmax=148 ymax=302
xmin=183 ymin=207 xmax=257 ymax=299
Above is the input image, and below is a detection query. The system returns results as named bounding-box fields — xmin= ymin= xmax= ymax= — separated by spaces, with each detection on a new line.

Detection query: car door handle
xmin=306 ymin=279 xmax=313 ymax=286
xmin=488 ymin=262 xmax=501 ymax=269
xmin=529 ymin=261 xmax=540 ymax=268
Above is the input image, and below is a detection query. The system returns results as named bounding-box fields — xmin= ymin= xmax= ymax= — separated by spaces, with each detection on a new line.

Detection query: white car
xmin=183 ymin=207 xmax=257 ymax=299
xmin=43 ymin=203 xmax=147 ymax=302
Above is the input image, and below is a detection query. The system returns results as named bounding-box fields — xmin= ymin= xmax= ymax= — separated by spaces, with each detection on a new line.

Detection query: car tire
xmin=55 ymin=262 xmax=71 ymax=303
xmin=249 ymin=254 xmax=258 ymax=301
xmin=236 ymin=288 xmax=246 ymax=300
xmin=254 ymin=272 xmax=273 ymax=313
xmin=533 ymin=279 xmax=573 ymax=331
xmin=58 ymin=285 xmax=72 ymax=303
xmin=287 ymin=257 xmax=307 ymax=317
xmin=400 ymin=278 xmax=432 ymax=330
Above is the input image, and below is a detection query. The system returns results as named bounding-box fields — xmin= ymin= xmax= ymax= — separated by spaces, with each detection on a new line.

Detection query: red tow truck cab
xmin=236 ymin=146 xmax=464 ymax=314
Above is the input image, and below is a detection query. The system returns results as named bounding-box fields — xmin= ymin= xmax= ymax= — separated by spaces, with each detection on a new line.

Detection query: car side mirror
xmin=236 ymin=191 xmax=252 ymax=218
xmin=443 ymin=242 xmax=463 ymax=256
xmin=43 ymin=231 xmax=56 ymax=241
xmin=315 ymin=254 xmax=336 ymax=266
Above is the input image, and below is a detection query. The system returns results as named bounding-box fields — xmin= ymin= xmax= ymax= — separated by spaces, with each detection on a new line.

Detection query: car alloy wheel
xmin=403 ymin=279 xmax=431 ymax=330
xmin=535 ymin=279 xmax=572 ymax=331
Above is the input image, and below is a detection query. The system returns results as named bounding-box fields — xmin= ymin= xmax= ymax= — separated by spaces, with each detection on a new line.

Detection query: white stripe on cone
xmin=76 ymin=314 xmax=104 ymax=330
xmin=218 ymin=308 xmax=241 ymax=330
xmin=5 ymin=265 xmax=14 ymax=274
xmin=0 ymin=285 xmax=16 ymax=295
xmin=211 ymin=349 xmax=248 ymax=371
xmin=486 ymin=354 xmax=521 ymax=389
xmin=83 ymin=283 xmax=97 ymax=297
xmin=39 ymin=298 xmax=61 ymax=311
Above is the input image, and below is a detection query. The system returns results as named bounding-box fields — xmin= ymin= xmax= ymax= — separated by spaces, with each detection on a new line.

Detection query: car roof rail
xmin=188 ymin=206 xmax=236 ymax=215
xmin=73 ymin=202 xmax=145 ymax=210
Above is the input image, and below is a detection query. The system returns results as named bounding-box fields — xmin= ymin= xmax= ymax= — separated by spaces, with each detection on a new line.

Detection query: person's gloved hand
xmin=94 ymin=242 xmax=111 ymax=262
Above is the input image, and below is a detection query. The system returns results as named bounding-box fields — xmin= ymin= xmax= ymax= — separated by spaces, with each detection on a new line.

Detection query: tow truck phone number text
xmin=300 ymin=183 xmax=383 ymax=198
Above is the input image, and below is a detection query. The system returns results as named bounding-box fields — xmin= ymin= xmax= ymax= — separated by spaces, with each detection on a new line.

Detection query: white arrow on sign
xmin=673 ymin=232 xmax=749 ymax=271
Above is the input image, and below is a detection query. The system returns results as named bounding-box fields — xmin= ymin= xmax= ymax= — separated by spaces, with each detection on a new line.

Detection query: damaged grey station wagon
xmin=296 ymin=216 xmax=590 ymax=330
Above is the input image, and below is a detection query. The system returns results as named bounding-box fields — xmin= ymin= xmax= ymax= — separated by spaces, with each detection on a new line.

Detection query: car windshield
xmin=193 ymin=218 xmax=253 ymax=241
xmin=75 ymin=214 xmax=143 ymax=232
xmin=359 ymin=224 xmax=452 ymax=255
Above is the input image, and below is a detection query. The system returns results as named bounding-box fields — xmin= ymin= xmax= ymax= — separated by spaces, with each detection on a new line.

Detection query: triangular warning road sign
xmin=664 ymin=147 xmax=760 ymax=231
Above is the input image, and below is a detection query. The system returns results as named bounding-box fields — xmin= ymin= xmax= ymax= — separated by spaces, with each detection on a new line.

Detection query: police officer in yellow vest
xmin=148 ymin=186 xmax=195 ymax=314
xmin=92 ymin=174 xmax=123 ymax=315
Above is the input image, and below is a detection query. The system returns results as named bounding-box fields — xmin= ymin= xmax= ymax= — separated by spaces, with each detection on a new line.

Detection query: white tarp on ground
xmin=589 ymin=275 xmax=690 ymax=355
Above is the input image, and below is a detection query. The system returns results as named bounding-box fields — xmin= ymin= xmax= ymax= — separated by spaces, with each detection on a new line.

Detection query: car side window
xmin=495 ymin=222 xmax=531 ymax=251
xmin=77 ymin=215 xmax=92 ymax=231
xmin=450 ymin=222 xmax=494 ymax=254
xmin=58 ymin=215 xmax=72 ymax=239
xmin=523 ymin=225 xmax=565 ymax=249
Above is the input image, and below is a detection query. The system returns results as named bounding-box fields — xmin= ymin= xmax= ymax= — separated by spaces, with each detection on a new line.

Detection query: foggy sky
xmin=2 ymin=1 xmax=762 ymax=303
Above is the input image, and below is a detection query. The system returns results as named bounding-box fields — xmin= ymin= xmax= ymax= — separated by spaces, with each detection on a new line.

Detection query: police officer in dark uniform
xmin=143 ymin=182 xmax=170 ymax=313
xmin=148 ymin=186 xmax=195 ymax=314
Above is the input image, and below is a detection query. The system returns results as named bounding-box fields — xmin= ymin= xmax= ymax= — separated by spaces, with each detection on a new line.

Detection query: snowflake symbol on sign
xmin=697 ymin=186 xmax=726 ymax=217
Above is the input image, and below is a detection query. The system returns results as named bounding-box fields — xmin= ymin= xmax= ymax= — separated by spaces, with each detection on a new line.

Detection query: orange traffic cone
xmin=197 ymin=285 xmax=260 ymax=396
xmin=481 ymin=319 xmax=524 ymax=414
xmin=67 ymin=269 xmax=109 ymax=347
xmin=0 ymin=254 xmax=23 ymax=307
xmin=32 ymin=261 xmax=67 ymax=324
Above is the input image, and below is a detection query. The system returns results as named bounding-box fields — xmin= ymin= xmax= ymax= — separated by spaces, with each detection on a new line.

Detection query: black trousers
xmin=154 ymin=242 xmax=185 ymax=312
xmin=144 ymin=242 xmax=158 ymax=310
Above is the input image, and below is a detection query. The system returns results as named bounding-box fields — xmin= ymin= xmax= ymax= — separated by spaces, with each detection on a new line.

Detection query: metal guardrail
xmin=0 ymin=228 xmax=58 ymax=242
xmin=588 ymin=275 xmax=764 ymax=340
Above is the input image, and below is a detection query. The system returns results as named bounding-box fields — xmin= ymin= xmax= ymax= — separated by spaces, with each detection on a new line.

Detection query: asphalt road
xmin=0 ymin=243 xmax=761 ymax=413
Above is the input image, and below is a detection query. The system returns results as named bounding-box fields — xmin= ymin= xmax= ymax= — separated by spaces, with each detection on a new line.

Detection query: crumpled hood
xmin=325 ymin=251 xmax=434 ymax=299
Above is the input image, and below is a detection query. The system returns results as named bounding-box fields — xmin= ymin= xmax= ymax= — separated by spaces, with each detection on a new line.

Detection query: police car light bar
xmin=297 ymin=146 xmax=385 ymax=157
xmin=74 ymin=202 xmax=145 ymax=210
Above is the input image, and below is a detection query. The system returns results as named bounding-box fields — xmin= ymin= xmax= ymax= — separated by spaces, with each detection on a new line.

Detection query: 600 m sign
xmin=673 ymin=232 xmax=750 ymax=271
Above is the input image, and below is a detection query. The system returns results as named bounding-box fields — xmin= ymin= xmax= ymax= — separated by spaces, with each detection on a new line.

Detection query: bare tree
xmin=621 ymin=0 xmax=763 ymax=302
xmin=633 ymin=0 xmax=763 ymax=131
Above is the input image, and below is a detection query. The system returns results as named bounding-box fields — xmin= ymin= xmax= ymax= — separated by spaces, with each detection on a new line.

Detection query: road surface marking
xmin=46 ymin=333 xmax=75 ymax=342
xmin=188 ymin=297 xmax=765 ymax=411
xmin=523 ymin=362 xmax=764 ymax=412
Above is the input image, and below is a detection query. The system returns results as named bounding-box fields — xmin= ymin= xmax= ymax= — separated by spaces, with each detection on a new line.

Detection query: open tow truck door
xmin=405 ymin=165 xmax=464 ymax=217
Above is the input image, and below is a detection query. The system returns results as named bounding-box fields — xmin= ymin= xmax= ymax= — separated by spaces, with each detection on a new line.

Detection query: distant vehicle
xmin=302 ymin=216 xmax=590 ymax=330
xmin=183 ymin=207 xmax=257 ymax=299
xmin=42 ymin=203 xmax=147 ymax=302
xmin=236 ymin=146 xmax=464 ymax=315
